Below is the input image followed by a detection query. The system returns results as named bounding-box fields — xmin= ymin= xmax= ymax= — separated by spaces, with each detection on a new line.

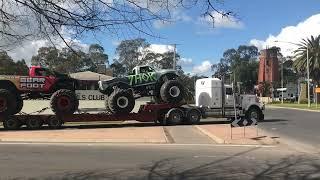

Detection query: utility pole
xmin=173 ymin=44 xmax=177 ymax=70
xmin=307 ymin=47 xmax=311 ymax=107
xmin=281 ymin=57 xmax=284 ymax=104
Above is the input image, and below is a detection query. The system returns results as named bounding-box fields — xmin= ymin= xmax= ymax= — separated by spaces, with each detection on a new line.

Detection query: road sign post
xmin=316 ymin=86 xmax=320 ymax=108
xmin=230 ymin=117 xmax=258 ymax=138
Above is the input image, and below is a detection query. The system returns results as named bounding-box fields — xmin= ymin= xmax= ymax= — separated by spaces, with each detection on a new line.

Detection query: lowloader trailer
xmin=0 ymin=77 xmax=264 ymax=130
xmin=0 ymin=103 xmax=204 ymax=130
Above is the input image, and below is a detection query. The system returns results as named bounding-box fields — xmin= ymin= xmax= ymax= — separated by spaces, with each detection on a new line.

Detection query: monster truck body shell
xmin=0 ymin=66 xmax=77 ymax=98
xmin=98 ymin=65 xmax=178 ymax=97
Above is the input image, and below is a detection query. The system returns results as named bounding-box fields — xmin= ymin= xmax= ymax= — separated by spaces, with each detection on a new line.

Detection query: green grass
xmin=269 ymin=103 xmax=320 ymax=111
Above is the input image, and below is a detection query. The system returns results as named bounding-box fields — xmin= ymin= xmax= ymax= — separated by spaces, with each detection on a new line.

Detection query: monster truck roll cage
xmin=0 ymin=102 xmax=203 ymax=130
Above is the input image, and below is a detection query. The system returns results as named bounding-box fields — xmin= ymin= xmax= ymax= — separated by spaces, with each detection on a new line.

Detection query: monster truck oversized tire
xmin=160 ymin=80 xmax=185 ymax=103
xmin=105 ymin=96 xmax=111 ymax=113
xmin=13 ymin=95 xmax=23 ymax=115
xmin=108 ymin=89 xmax=135 ymax=114
xmin=0 ymin=89 xmax=17 ymax=116
xmin=50 ymin=89 xmax=79 ymax=115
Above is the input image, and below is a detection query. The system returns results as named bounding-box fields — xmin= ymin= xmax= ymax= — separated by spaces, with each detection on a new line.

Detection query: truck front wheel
xmin=0 ymin=89 xmax=17 ymax=116
xmin=246 ymin=107 xmax=262 ymax=122
xmin=108 ymin=89 xmax=135 ymax=114
xmin=50 ymin=89 xmax=79 ymax=115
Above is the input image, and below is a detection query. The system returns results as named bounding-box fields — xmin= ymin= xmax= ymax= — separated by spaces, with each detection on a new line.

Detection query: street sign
xmin=231 ymin=117 xmax=257 ymax=128
xmin=316 ymin=88 xmax=320 ymax=93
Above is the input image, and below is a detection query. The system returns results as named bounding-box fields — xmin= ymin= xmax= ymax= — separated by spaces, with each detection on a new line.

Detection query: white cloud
xmin=192 ymin=60 xmax=212 ymax=74
xmin=6 ymin=37 xmax=89 ymax=64
xmin=146 ymin=44 xmax=174 ymax=53
xmin=249 ymin=13 xmax=320 ymax=57
xmin=153 ymin=10 xmax=191 ymax=29
xmin=199 ymin=11 xmax=244 ymax=29
xmin=112 ymin=40 xmax=120 ymax=46
xmin=179 ymin=57 xmax=193 ymax=66
xmin=153 ymin=20 xmax=173 ymax=29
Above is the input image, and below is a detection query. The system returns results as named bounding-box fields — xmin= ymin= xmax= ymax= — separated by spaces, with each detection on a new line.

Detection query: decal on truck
xmin=128 ymin=72 xmax=157 ymax=86
xmin=20 ymin=77 xmax=46 ymax=89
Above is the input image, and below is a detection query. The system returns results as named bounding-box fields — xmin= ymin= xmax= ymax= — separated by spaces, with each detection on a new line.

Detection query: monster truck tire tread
xmin=13 ymin=95 xmax=23 ymax=115
xmin=108 ymin=88 xmax=135 ymax=114
xmin=0 ymin=89 xmax=17 ymax=116
xmin=50 ymin=89 xmax=79 ymax=115
xmin=160 ymin=80 xmax=185 ymax=104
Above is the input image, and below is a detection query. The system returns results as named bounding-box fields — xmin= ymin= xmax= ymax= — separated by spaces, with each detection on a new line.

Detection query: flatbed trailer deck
xmin=0 ymin=103 xmax=203 ymax=130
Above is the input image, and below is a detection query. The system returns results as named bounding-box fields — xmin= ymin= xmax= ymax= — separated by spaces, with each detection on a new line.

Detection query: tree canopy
xmin=211 ymin=45 xmax=259 ymax=93
xmin=0 ymin=51 xmax=29 ymax=75
xmin=31 ymin=45 xmax=107 ymax=73
xmin=293 ymin=35 xmax=320 ymax=85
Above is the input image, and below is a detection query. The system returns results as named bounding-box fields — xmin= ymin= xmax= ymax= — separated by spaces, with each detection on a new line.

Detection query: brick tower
xmin=258 ymin=48 xmax=279 ymax=83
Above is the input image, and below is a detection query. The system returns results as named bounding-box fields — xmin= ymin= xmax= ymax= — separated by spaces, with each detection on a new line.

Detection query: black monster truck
xmin=98 ymin=66 xmax=185 ymax=114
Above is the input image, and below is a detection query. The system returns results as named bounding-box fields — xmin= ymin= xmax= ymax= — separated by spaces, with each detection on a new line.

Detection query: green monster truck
xmin=98 ymin=65 xmax=185 ymax=114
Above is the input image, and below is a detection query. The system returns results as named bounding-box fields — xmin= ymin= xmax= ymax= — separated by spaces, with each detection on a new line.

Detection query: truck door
xmin=33 ymin=68 xmax=56 ymax=92
xmin=225 ymin=87 xmax=234 ymax=107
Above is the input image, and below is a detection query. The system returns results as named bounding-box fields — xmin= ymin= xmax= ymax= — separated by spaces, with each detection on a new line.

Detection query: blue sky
xmin=9 ymin=0 xmax=320 ymax=76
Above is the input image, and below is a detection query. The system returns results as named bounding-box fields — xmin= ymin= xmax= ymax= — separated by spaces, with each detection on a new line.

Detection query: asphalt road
xmin=260 ymin=107 xmax=320 ymax=152
xmin=0 ymin=143 xmax=319 ymax=180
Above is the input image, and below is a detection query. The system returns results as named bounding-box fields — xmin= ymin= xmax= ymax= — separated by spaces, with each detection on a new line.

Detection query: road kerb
xmin=267 ymin=105 xmax=320 ymax=112
xmin=195 ymin=125 xmax=225 ymax=144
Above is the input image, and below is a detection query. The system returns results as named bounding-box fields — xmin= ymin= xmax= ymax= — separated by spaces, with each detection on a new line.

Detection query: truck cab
xmin=195 ymin=78 xmax=264 ymax=121
xmin=129 ymin=66 xmax=156 ymax=75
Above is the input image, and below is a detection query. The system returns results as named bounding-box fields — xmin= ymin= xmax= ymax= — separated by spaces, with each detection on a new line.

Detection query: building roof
xmin=70 ymin=71 xmax=113 ymax=81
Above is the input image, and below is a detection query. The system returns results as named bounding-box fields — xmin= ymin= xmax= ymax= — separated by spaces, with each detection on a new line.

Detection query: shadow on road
xmin=13 ymin=147 xmax=320 ymax=180
xmin=0 ymin=120 xmax=230 ymax=131
xmin=260 ymin=119 xmax=289 ymax=123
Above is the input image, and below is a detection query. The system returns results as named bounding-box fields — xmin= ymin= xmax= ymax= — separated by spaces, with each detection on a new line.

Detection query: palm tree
xmin=293 ymin=35 xmax=320 ymax=85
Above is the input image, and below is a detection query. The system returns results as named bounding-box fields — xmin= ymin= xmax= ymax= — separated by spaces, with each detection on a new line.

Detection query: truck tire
xmin=160 ymin=80 xmax=185 ymax=104
xmin=48 ymin=116 xmax=63 ymax=129
xmin=26 ymin=118 xmax=43 ymax=130
xmin=50 ymin=89 xmax=79 ymax=115
xmin=0 ymin=89 xmax=17 ymax=116
xmin=108 ymin=88 xmax=135 ymax=114
xmin=3 ymin=116 xmax=21 ymax=130
xmin=108 ymin=89 xmax=135 ymax=114
xmin=13 ymin=95 xmax=23 ymax=115
xmin=186 ymin=109 xmax=201 ymax=125
xmin=246 ymin=107 xmax=262 ymax=122
xmin=166 ymin=108 xmax=183 ymax=125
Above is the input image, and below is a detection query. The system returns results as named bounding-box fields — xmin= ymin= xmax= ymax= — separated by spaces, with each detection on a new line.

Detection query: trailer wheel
xmin=0 ymin=89 xmax=17 ymax=116
xmin=160 ymin=80 xmax=185 ymax=104
xmin=26 ymin=118 xmax=43 ymax=130
xmin=48 ymin=116 xmax=63 ymax=129
xmin=108 ymin=89 xmax=135 ymax=114
xmin=50 ymin=89 xmax=79 ymax=115
xmin=166 ymin=108 xmax=183 ymax=125
xmin=3 ymin=116 xmax=21 ymax=130
xmin=186 ymin=109 xmax=201 ymax=125
xmin=13 ymin=95 xmax=23 ymax=115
